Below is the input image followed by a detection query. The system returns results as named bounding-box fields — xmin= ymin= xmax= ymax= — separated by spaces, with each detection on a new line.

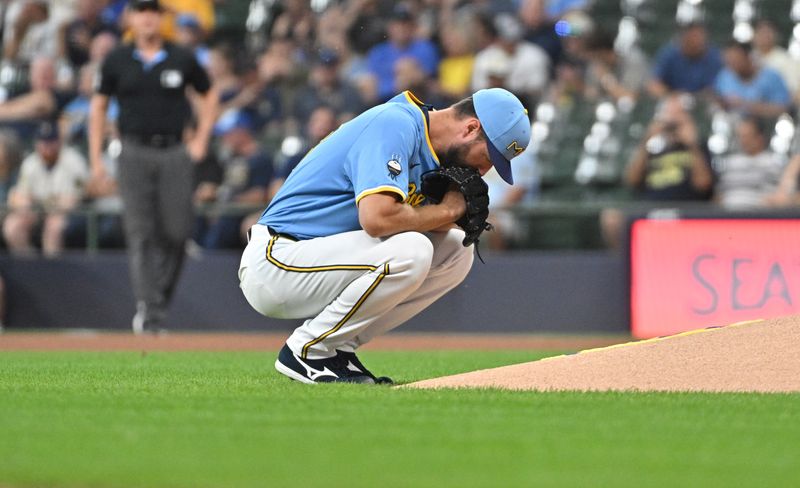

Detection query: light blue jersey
xmin=259 ymin=91 xmax=440 ymax=240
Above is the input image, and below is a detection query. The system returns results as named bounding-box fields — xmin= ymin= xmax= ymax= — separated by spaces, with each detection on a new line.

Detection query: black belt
xmin=247 ymin=226 xmax=300 ymax=242
xmin=126 ymin=133 xmax=182 ymax=148
xmin=268 ymin=226 xmax=299 ymax=241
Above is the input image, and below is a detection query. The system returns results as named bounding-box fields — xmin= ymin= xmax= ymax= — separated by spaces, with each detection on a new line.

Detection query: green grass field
xmin=1 ymin=350 xmax=798 ymax=487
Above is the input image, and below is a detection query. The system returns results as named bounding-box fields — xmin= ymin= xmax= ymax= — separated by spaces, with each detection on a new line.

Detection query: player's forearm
xmin=358 ymin=194 xmax=461 ymax=238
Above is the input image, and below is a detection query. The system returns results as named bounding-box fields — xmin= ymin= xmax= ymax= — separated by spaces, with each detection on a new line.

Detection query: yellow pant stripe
xmin=266 ymin=236 xmax=378 ymax=273
xmin=301 ymin=263 xmax=390 ymax=359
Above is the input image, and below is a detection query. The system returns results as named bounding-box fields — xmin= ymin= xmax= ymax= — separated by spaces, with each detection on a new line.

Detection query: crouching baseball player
xmin=239 ymin=88 xmax=531 ymax=384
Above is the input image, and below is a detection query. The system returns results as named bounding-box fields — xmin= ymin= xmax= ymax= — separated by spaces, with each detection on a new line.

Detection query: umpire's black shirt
xmin=96 ymin=42 xmax=211 ymax=138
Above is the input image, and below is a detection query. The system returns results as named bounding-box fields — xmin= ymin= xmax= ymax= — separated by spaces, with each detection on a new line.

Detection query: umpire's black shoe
xmin=336 ymin=350 xmax=394 ymax=385
xmin=275 ymin=344 xmax=375 ymax=384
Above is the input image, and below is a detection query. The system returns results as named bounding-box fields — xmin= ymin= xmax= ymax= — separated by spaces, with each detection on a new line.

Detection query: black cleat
xmin=336 ymin=350 xmax=394 ymax=385
xmin=275 ymin=344 xmax=375 ymax=384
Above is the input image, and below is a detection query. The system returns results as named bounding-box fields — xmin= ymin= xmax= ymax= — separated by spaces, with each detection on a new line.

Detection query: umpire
xmin=88 ymin=0 xmax=218 ymax=333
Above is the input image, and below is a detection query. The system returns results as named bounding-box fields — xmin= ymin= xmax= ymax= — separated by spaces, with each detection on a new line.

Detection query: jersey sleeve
xmin=95 ymin=52 xmax=119 ymax=96
xmin=346 ymin=109 xmax=418 ymax=205
xmin=186 ymin=53 xmax=211 ymax=94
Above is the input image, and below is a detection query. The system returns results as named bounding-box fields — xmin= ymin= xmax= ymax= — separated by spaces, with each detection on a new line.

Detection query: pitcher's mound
xmin=407 ymin=316 xmax=800 ymax=393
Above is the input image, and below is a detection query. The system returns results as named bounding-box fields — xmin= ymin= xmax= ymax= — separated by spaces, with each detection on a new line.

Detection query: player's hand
xmin=441 ymin=189 xmax=467 ymax=222
xmin=186 ymin=138 xmax=207 ymax=163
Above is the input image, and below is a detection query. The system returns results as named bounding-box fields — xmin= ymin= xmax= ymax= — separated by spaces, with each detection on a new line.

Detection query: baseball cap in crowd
xmin=129 ymin=0 xmax=162 ymax=12
xmin=390 ymin=4 xmax=414 ymax=22
xmin=214 ymin=109 xmax=254 ymax=136
xmin=315 ymin=48 xmax=340 ymax=67
xmin=176 ymin=13 xmax=201 ymax=31
xmin=35 ymin=120 xmax=60 ymax=142
xmin=473 ymin=88 xmax=531 ymax=185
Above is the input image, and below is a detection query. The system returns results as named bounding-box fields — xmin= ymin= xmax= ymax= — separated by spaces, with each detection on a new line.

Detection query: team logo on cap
xmin=387 ymin=158 xmax=402 ymax=180
xmin=507 ymin=141 xmax=525 ymax=156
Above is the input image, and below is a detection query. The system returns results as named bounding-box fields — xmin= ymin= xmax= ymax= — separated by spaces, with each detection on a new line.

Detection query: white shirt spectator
xmin=715 ymin=150 xmax=786 ymax=209
xmin=13 ymin=146 xmax=88 ymax=206
xmin=472 ymin=43 xmax=550 ymax=96
xmin=757 ymin=48 xmax=800 ymax=95
xmin=2 ymin=0 xmax=59 ymax=61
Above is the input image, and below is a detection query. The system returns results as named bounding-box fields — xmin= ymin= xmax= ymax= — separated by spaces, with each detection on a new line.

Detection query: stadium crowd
xmin=0 ymin=0 xmax=799 ymax=256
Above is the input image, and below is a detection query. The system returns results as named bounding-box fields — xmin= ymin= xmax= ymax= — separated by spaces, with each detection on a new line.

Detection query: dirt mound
xmin=407 ymin=316 xmax=800 ymax=393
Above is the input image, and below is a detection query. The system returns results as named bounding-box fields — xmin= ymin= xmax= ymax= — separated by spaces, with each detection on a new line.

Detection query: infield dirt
xmin=408 ymin=315 xmax=800 ymax=393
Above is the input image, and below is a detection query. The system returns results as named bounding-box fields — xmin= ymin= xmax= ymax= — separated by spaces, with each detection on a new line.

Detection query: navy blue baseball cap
xmin=130 ymin=0 xmax=162 ymax=11
xmin=473 ymin=88 xmax=531 ymax=185
xmin=36 ymin=120 xmax=59 ymax=142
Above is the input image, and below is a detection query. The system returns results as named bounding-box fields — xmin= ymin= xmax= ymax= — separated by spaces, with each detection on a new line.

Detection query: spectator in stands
xmin=714 ymin=40 xmax=791 ymax=118
xmin=753 ymin=19 xmax=800 ymax=101
xmin=58 ymin=0 xmax=118 ymax=69
xmin=0 ymin=56 xmax=71 ymax=140
xmin=367 ymin=3 xmax=439 ymax=102
xmin=239 ymin=104 xmax=340 ymax=242
xmin=519 ymin=0 xmax=563 ymax=69
xmin=268 ymin=105 xmax=339 ymax=203
xmin=437 ymin=24 xmax=475 ymax=101
xmin=2 ymin=121 xmax=88 ymax=256
xmin=394 ymin=57 xmax=448 ymax=108
xmin=3 ymin=0 xmax=56 ymax=61
xmin=601 ymin=95 xmax=714 ymax=248
xmin=765 ymin=153 xmax=800 ymax=207
xmin=625 ymin=95 xmax=714 ymax=201
xmin=65 ymin=148 xmax=125 ymax=250
xmin=270 ymin=0 xmax=316 ymax=48
xmin=546 ymin=0 xmax=589 ymax=19
xmin=197 ymin=110 xmax=273 ymax=249
xmin=221 ymin=38 xmax=291 ymax=131
xmin=714 ymin=116 xmax=786 ymax=210
xmin=207 ymin=44 xmax=243 ymax=110
xmin=584 ymin=29 xmax=649 ymax=103
xmin=343 ymin=0 xmax=386 ymax=59
xmin=472 ymin=13 xmax=550 ymax=105
xmin=153 ymin=0 xmax=214 ymax=43
xmin=174 ymin=13 xmax=209 ymax=68
xmin=292 ymin=49 xmax=363 ymax=125
xmin=0 ymin=131 xmax=22 ymax=205
xmin=648 ymin=22 xmax=723 ymax=97
xmin=88 ymin=30 xmax=119 ymax=66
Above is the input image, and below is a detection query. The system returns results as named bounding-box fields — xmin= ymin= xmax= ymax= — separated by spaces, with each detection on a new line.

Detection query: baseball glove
xmin=421 ymin=166 xmax=493 ymax=249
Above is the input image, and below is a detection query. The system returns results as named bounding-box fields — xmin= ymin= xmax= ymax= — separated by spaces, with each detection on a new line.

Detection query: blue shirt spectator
xmin=546 ymin=0 xmax=588 ymax=18
xmin=367 ymin=5 xmax=439 ymax=101
xmin=715 ymin=40 xmax=791 ymax=117
xmin=649 ymin=23 xmax=723 ymax=95
xmin=715 ymin=68 xmax=790 ymax=106
xmin=652 ymin=43 xmax=722 ymax=93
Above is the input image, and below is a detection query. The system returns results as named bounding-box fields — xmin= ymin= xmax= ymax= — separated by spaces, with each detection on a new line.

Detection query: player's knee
xmin=388 ymin=232 xmax=434 ymax=277
xmin=433 ymin=229 xmax=474 ymax=286
xmin=451 ymin=245 xmax=474 ymax=284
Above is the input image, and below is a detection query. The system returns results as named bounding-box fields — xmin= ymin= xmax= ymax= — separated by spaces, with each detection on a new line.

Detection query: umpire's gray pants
xmin=118 ymin=139 xmax=194 ymax=316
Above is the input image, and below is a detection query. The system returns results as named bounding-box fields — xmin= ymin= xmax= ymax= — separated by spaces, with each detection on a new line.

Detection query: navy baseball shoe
xmin=336 ymin=350 xmax=394 ymax=385
xmin=275 ymin=344 xmax=375 ymax=384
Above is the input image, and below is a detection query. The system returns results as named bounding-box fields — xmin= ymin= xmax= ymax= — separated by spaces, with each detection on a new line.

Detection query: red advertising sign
xmin=631 ymin=219 xmax=800 ymax=338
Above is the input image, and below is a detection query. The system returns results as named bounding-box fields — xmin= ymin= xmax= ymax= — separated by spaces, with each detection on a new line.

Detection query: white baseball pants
xmin=238 ymin=224 xmax=473 ymax=359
